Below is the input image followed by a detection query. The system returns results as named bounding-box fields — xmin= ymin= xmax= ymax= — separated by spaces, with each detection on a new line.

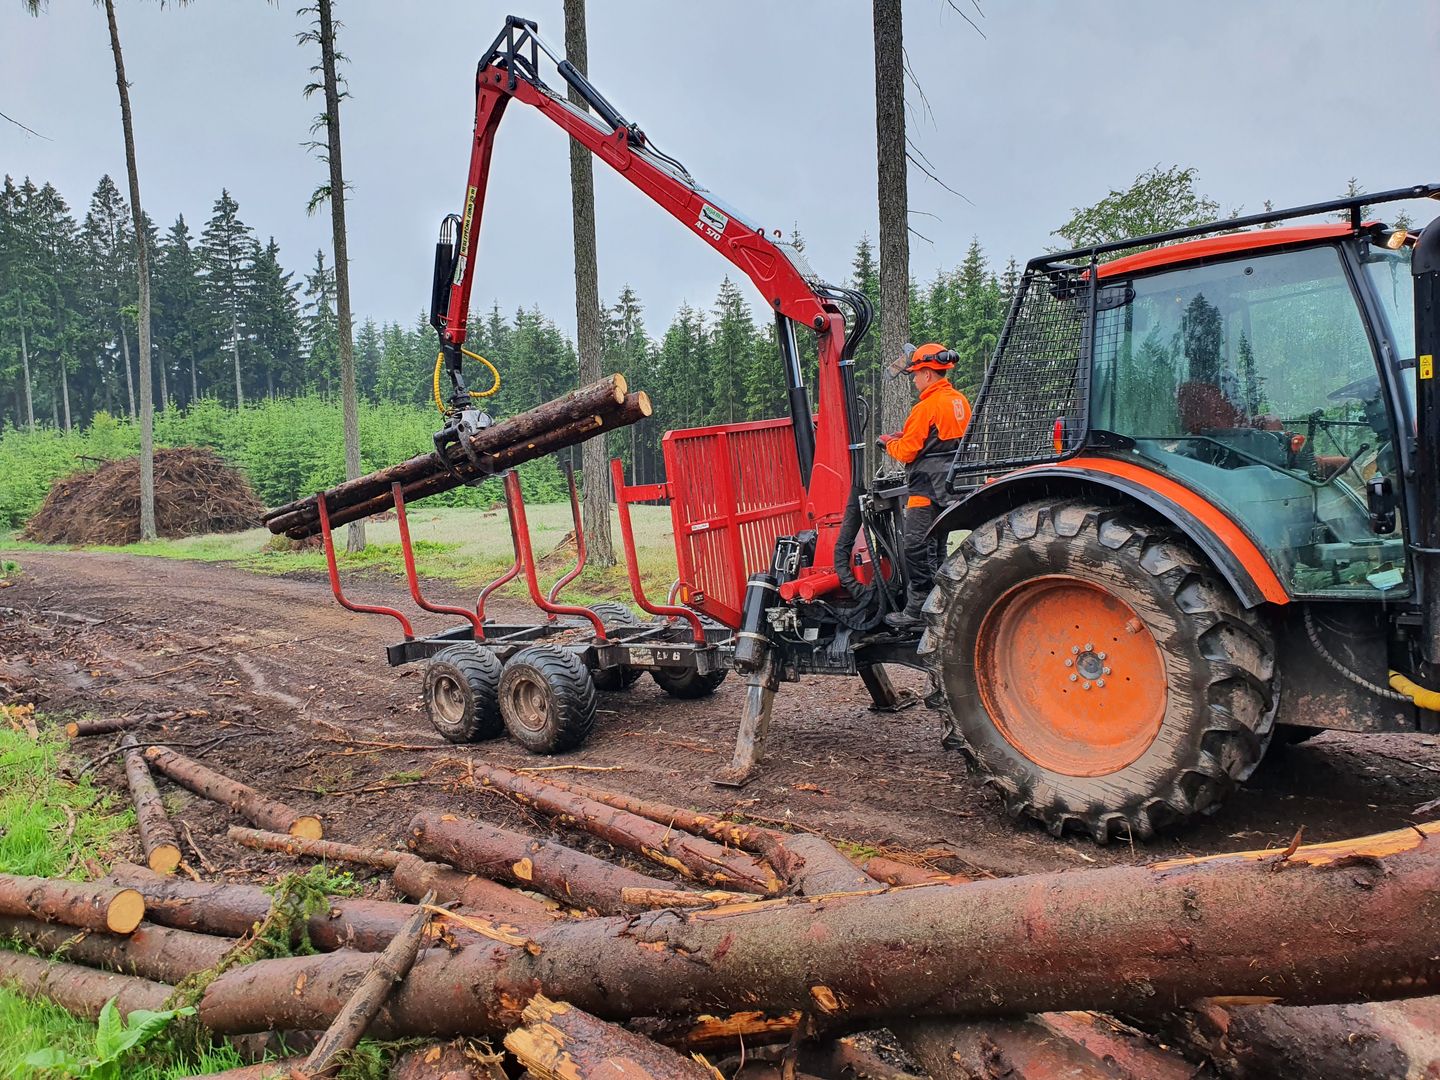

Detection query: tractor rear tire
xmin=424 ymin=644 xmax=504 ymax=744
xmin=498 ymin=646 xmax=598 ymax=754
xmin=589 ymin=602 xmax=645 ymax=692
xmin=919 ymin=500 xmax=1277 ymax=842
xmin=652 ymin=666 xmax=728 ymax=700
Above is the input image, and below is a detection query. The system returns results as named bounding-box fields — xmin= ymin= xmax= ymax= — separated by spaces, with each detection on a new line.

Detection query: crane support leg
xmin=859 ymin=663 xmax=920 ymax=712
xmin=712 ymin=652 xmax=780 ymax=788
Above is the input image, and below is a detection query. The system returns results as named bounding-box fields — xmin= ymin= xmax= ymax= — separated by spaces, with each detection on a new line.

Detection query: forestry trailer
xmin=286 ymin=16 xmax=1440 ymax=842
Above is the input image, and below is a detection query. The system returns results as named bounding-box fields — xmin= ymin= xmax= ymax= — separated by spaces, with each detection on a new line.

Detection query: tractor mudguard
xmin=930 ymin=458 xmax=1290 ymax=610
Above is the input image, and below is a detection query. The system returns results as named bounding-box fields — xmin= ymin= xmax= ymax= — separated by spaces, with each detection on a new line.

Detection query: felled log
xmin=288 ymin=392 xmax=652 ymax=538
xmin=187 ymin=1060 xmax=306 ymax=1080
xmin=0 ymin=873 xmax=144 ymax=934
xmin=777 ymin=834 xmax=876 ymax=896
xmin=893 ymin=1018 xmax=1127 ymax=1080
xmin=0 ymin=950 xmax=171 ymax=1019
xmin=0 ymin=915 xmax=233 ymax=985
xmin=858 ymin=856 xmax=964 ymax=887
xmin=198 ymin=821 xmax=1440 ymax=1037
xmin=1149 ymin=996 xmax=1440 ymax=1080
xmin=795 ymin=1036 xmax=927 ymax=1080
xmin=408 ymin=811 xmax=676 ymax=914
xmin=144 ymin=745 xmax=322 ymax=839
xmin=389 ymin=1042 xmax=507 ymax=1080
xmin=66 ymin=712 xmax=172 ymax=739
xmin=103 ymin=863 xmax=498 ymax=951
xmin=504 ymin=994 xmax=719 ymax=1080
xmin=619 ymin=887 xmax=761 ymax=909
xmin=263 ymin=375 xmax=636 ymax=537
xmin=301 ymin=891 xmax=437 ymax=1079
xmin=227 ymin=826 xmax=549 ymax=918
xmin=468 ymin=763 xmax=781 ymax=894
xmin=536 ymin=777 xmax=804 ymax=880
xmin=631 ymin=1012 xmax=802 ymax=1054
xmin=121 ymin=734 xmax=182 ymax=873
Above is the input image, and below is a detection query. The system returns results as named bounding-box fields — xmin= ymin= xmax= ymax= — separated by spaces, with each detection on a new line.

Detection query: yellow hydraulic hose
xmin=1389 ymin=670 xmax=1440 ymax=712
xmin=433 ymin=347 xmax=501 ymax=414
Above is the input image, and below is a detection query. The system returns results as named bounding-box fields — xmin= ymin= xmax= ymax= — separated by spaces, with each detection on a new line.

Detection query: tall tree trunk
xmin=157 ymin=346 xmax=168 ymax=412
xmin=18 ymin=321 xmax=33 ymax=431
xmin=564 ymin=0 xmax=615 ymax=567
xmin=59 ymin=361 xmax=70 ymax=432
xmin=873 ymin=0 xmax=911 ymax=437
xmin=119 ymin=321 xmax=136 ymax=419
xmin=317 ymin=0 xmax=366 ymax=555
xmin=231 ymin=314 xmax=243 ymax=408
xmin=190 ymin=351 xmax=198 ymax=404
xmin=104 ymin=0 xmax=156 ymax=539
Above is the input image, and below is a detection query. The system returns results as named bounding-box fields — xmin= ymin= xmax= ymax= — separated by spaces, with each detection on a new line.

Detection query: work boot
xmin=884 ymin=590 xmax=928 ymax=631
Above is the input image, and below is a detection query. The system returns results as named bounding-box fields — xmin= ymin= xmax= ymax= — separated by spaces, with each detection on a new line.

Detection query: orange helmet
xmin=888 ymin=342 xmax=957 ymax=377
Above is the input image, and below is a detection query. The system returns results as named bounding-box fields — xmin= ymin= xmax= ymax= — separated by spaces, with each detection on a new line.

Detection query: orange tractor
xmin=317 ymin=17 xmax=1440 ymax=842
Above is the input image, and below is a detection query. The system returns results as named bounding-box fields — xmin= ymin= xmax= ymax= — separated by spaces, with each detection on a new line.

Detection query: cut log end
xmin=288 ymin=817 xmax=324 ymax=841
xmin=612 ymin=372 xmax=628 ymax=399
xmin=635 ymin=391 xmax=652 ymax=417
xmin=64 ymin=721 xmax=80 ymax=739
xmin=146 ymin=844 xmax=182 ymax=876
xmin=105 ymin=889 xmax=146 ymax=934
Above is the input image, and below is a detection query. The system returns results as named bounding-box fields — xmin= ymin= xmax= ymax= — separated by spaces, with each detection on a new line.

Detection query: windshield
xmin=1362 ymin=244 xmax=1416 ymax=419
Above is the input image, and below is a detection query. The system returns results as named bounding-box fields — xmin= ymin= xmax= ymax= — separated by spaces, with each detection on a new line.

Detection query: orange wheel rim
xmin=974 ymin=575 xmax=1167 ymax=777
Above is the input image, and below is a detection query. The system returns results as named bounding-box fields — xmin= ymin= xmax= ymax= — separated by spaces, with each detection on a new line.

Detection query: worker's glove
xmin=877 ymin=433 xmax=897 ymax=452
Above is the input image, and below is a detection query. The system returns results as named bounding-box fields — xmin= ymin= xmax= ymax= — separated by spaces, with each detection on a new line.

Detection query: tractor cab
xmin=1088 ymin=226 xmax=1415 ymax=598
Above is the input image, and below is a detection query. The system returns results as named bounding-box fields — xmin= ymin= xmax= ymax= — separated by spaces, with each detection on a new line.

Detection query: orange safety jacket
xmin=885 ymin=379 xmax=972 ymax=507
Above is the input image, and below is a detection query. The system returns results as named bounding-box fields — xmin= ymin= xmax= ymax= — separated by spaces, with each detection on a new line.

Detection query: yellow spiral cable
xmin=433 ymin=347 xmax=501 ymax=414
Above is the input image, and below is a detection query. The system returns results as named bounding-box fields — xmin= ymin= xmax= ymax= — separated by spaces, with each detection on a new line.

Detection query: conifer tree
xmin=198 ymin=190 xmax=257 ymax=407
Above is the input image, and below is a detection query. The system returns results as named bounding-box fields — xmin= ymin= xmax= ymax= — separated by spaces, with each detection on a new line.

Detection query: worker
xmin=877 ymin=342 xmax=972 ymax=630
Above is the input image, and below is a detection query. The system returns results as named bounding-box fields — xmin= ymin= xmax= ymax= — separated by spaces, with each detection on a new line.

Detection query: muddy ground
xmin=2 ymin=549 xmax=1439 ymax=883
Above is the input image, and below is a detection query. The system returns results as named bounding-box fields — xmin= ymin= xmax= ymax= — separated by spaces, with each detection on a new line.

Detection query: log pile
xmin=262 ymin=374 xmax=650 ymax=539
xmin=4 ymin=763 xmax=1439 ymax=1079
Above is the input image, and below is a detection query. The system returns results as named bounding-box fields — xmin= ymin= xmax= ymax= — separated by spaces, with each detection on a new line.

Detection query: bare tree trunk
xmin=873 ymin=0 xmax=911 ymax=437
xmin=59 ymin=360 xmax=70 ymax=432
xmin=157 ymin=345 xmax=168 ymax=411
xmin=564 ymin=0 xmax=615 ymax=567
xmin=316 ymin=0 xmax=366 ymax=555
xmin=231 ymin=314 xmax=243 ymax=408
xmin=120 ymin=321 xmax=136 ymax=419
xmin=105 ymin=0 xmax=157 ymax=540
xmin=19 ymin=322 xmax=33 ymax=431
xmin=190 ymin=350 xmax=198 ymax=402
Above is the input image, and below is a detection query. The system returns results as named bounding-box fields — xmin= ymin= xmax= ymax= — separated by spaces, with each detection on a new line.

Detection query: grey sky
xmin=4 ymin=1 xmax=1437 ymax=345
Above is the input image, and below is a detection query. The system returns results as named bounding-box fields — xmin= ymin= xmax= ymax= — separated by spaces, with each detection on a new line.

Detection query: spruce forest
xmin=0 ymin=172 xmax=1016 ymax=516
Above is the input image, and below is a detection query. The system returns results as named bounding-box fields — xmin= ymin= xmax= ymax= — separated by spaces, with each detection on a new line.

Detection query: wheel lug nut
xmin=1069 ymin=674 xmax=1078 ymax=682
xmin=1071 ymin=646 xmax=1080 ymax=654
xmin=1098 ymin=652 xmax=1107 ymax=660
xmin=1064 ymin=659 xmax=1074 ymax=668
xmin=1096 ymin=679 xmax=1106 ymax=688
xmin=1084 ymin=642 xmax=1093 ymax=651
xmin=1102 ymin=666 xmax=1111 ymax=675
xmin=1082 ymin=682 xmax=1091 ymax=690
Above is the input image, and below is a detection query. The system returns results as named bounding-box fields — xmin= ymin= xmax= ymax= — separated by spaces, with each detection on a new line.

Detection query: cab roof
xmin=1096 ymin=224 xmax=1357 ymax=279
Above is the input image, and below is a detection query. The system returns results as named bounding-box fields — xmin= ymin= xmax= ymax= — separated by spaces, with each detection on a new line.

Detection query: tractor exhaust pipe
xmin=1413 ymin=219 xmax=1440 ymax=669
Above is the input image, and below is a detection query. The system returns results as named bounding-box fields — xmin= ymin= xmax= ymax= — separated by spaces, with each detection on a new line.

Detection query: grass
xmin=0 ymin=503 xmax=682 ymax=606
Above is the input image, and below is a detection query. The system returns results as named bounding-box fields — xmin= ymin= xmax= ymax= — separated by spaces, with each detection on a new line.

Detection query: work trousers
xmin=902 ymin=500 xmax=941 ymax=598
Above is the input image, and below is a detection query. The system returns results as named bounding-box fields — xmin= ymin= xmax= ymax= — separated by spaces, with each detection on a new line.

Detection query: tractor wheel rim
xmin=433 ymin=675 xmax=467 ymax=725
xmin=509 ymin=677 xmax=549 ymax=732
xmin=974 ymin=574 xmax=1167 ymax=777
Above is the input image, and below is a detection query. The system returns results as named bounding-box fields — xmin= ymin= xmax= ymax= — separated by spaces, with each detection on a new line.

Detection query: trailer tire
xmin=589 ymin=602 xmax=645 ymax=691
xmin=424 ymin=645 xmax=504 ymax=744
xmin=498 ymin=646 xmax=598 ymax=754
xmin=652 ymin=666 xmax=728 ymax=700
xmin=918 ymin=499 xmax=1277 ymax=843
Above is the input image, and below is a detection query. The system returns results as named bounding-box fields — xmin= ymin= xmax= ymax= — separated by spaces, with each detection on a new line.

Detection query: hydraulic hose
xmin=432 ymin=348 xmax=501 ymax=414
xmin=1389 ymin=670 xmax=1440 ymax=712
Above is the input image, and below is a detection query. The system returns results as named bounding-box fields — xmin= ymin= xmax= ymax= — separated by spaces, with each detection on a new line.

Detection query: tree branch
xmin=0 ymin=109 xmax=49 ymax=140
xmin=906 ymin=150 xmax=973 ymax=205
xmin=942 ymin=0 xmax=987 ymax=38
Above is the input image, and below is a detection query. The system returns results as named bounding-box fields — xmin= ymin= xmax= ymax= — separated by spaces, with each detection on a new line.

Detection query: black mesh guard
xmin=946 ymin=265 xmax=1098 ymax=484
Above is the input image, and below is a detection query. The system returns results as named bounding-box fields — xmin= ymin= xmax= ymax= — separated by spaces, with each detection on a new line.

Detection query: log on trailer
xmin=262 ymin=374 xmax=644 ymax=537
xmin=197 ymin=821 xmax=1440 ymax=1036
xmin=121 ymin=733 xmax=182 ymax=873
xmin=280 ymin=391 xmax=652 ymax=538
xmin=144 ymin=745 xmax=322 ymax=839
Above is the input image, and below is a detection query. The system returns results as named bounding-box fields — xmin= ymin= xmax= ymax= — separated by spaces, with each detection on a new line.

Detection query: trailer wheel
xmin=423 ymin=644 xmax=504 ymax=744
xmin=589 ymin=602 xmax=644 ymax=691
xmin=918 ymin=500 xmax=1276 ymax=843
xmin=652 ymin=666 xmax=728 ymax=699
xmin=498 ymin=646 xmax=598 ymax=754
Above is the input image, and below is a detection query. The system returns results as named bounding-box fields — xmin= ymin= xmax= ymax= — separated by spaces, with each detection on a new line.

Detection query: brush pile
xmin=7 ymin=744 xmax=1440 ymax=1079
xmin=23 ymin=447 xmax=262 ymax=546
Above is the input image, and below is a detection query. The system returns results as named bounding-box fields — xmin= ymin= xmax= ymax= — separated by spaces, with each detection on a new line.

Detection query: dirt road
xmin=2 ymin=550 xmax=1438 ymax=878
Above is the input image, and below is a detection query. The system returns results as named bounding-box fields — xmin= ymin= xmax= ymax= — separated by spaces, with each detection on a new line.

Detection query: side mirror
xmin=1367 ymin=474 xmax=1397 ymax=534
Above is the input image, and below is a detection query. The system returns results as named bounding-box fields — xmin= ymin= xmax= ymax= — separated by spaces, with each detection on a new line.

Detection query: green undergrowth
xmin=0 ymin=726 xmax=395 ymax=1076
